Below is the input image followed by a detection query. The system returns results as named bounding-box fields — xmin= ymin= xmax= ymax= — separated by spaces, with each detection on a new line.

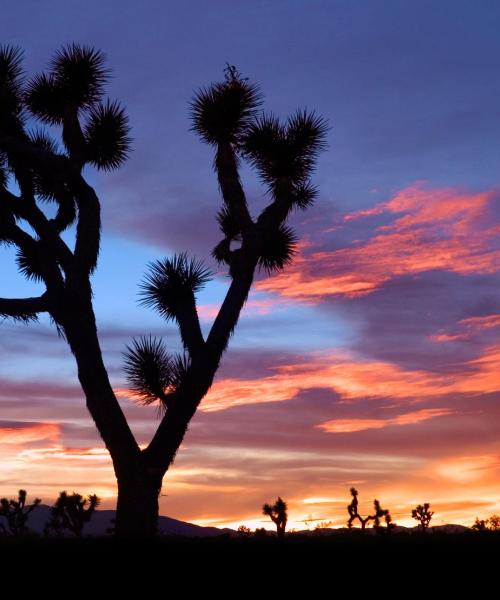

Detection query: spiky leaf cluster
xmin=25 ymin=129 xmax=66 ymax=200
xmin=25 ymin=45 xmax=108 ymax=123
xmin=16 ymin=242 xmax=45 ymax=281
xmin=22 ymin=45 xmax=130 ymax=171
xmin=216 ymin=205 xmax=241 ymax=239
xmin=123 ymin=336 xmax=172 ymax=406
xmin=123 ymin=337 xmax=190 ymax=410
xmin=291 ymin=180 xmax=319 ymax=210
xmin=84 ymin=100 xmax=131 ymax=170
xmin=139 ymin=253 xmax=212 ymax=322
xmin=243 ymin=110 xmax=327 ymax=189
xmin=190 ymin=73 xmax=261 ymax=145
xmin=0 ymin=46 xmax=25 ymax=134
xmin=258 ymin=224 xmax=297 ymax=273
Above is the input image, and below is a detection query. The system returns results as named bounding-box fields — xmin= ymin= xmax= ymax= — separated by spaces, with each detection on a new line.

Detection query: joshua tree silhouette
xmin=472 ymin=517 xmax=488 ymax=531
xmin=0 ymin=47 xmax=326 ymax=535
xmin=411 ymin=503 xmax=434 ymax=533
xmin=0 ymin=489 xmax=41 ymax=536
xmin=373 ymin=499 xmax=395 ymax=534
xmin=44 ymin=491 xmax=100 ymax=537
xmin=262 ymin=497 xmax=288 ymax=539
xmin=346 ymin=488 xmax=394 ymax=531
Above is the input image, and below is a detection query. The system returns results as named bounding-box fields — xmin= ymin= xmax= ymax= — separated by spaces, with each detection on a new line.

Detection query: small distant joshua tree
xmin=472 ymin=515 xmax=500 ymax=531
xmin=263 ymin=497 xmax=288 ymax=539
xmin=0 ymin=489 xmax=41 ymax=536
xmin=347 ymin=488 xmax=394 ymax=532
xmin=472 ymin=518 xmax=487 ymax=531
xmin=44 ymin=491 xmax=100 ymax=537
xmin=412 ymin=503 xmax=434 ymax=533
xmin=373 ymin=499 xmax=395 ymax=534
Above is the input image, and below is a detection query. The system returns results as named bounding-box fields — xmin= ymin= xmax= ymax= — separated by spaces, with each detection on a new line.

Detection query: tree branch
xmin=1 ymin=188 xmax=74 ymax=272
xmin=3 ymin=218 xmax=37 ymax=252
xmin=0 ymin=131 xmax=73 ymax=182
xmin=62 ymin=110 xmax=87 ymax=167
xmin=175 ymin=297 xmax=205 ymax=358
xmin=0 ymin=294 xmax=48 ymax=321
xmin=71 ymin=177 xmax=101 ymax=275
xmin=215 ymin=142 xmax=253 ymax=231
xmin=256 ymin=177 xmax=294 ymax=230
xmin=206 ymin=261 xmax=255 ymax=358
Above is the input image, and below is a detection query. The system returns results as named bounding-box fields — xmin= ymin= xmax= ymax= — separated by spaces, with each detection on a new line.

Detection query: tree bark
xmin=115 ymin=472 xmax=161 ymax=536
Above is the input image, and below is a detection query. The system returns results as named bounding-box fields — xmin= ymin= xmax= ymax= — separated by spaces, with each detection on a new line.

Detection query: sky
xmin=1 ymin=0 xmax=500 ymax=530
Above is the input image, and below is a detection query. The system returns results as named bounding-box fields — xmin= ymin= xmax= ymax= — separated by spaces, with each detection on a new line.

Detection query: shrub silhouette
xmin=412 ymin=503 xmax=434 ymax=533
xmin=0 ymin=489 xmax=41 ymax=536
xmin=0 ymin=46 xmax=326 ymax=536
xmin=44 ymin=491 xmax=100 ymax=537
xmin=263 ymin=497 xmax=288 ymax=539
xmin=237 ymin=525 xmax=252 ymax=537
xmin=254 ymin=527 xmax=268 ymax=539
xmin=487 ymin=514 xmax=500 ymax=530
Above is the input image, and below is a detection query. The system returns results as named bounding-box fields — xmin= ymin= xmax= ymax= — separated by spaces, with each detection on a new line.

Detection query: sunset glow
xmin=1 ymin=1 xmax=499 ymax=534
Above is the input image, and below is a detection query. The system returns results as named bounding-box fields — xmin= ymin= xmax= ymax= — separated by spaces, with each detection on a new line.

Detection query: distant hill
xmin=293 ymin=524 xmax=471 ymax=536
xmin=2 ymin=505 xmax=233 ymax=537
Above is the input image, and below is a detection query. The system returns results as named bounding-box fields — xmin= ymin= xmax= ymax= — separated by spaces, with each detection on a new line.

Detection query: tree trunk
xmin=115 ymin=475 xmax=161 ymax=536
xmin=58 ymin=296 xmax=147 ymax=535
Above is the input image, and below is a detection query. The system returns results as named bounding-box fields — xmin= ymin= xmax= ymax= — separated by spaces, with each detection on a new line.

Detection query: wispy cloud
xmin=317 ymin=408 xmax=454 ymax=433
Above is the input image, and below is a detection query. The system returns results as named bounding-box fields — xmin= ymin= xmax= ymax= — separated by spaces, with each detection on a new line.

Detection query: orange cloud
xmin=258 ymin=185 xmax=500 ymax=301
xmin=0 ymin=422 xmax=60 ymax=445
xmin=192 ymin=345 xmax=500 ymax=411
xmin=116 ymin=345 xmax=500 ymax=412
xmin=317 ymin=408 xmax=454 ymax=433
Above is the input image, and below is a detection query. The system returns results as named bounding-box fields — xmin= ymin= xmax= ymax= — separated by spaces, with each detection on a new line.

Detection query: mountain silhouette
xmin=9 ymin=505 xmax=233 ymax=537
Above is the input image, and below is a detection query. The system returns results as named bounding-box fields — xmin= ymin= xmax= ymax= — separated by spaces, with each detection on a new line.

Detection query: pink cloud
xmin=258 ymin=185 xmax=500 ymax=301
xmin=431 ymin=314 xmax=500 ymax=342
